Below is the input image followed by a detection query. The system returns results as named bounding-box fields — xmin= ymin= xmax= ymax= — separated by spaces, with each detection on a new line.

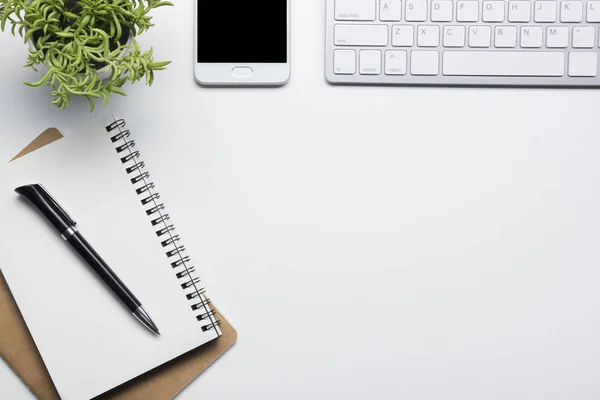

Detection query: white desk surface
xmin=2 ymin=1 xmax=600 ymax=400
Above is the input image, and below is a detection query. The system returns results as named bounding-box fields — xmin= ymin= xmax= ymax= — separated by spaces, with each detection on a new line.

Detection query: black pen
xmin=15 ymin=184 xmax=160 ymax=336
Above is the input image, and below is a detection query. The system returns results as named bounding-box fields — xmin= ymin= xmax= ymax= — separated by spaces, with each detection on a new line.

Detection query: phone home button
xmin=231 ymin=67 xmax=253 ymax=78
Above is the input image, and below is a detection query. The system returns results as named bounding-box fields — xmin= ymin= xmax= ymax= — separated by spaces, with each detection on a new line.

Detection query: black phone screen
xmin=197 ymin=1 xmax=287 ymax=64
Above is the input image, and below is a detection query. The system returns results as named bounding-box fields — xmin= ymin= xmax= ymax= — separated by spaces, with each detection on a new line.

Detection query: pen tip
xmin=133 ymin=306 xmax=160 ymax=336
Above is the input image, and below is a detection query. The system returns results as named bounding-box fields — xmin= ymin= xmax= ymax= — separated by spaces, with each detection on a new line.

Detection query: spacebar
xmin=443 ymin=51 xmax=565 ymax=76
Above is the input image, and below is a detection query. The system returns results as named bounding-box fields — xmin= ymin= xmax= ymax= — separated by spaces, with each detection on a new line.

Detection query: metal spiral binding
xmin=105 ymin=118 xmax=221 ymax=334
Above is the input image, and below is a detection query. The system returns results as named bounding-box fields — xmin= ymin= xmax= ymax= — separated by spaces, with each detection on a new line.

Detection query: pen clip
xmin=36 ymin=184 xmax=77 ymax=227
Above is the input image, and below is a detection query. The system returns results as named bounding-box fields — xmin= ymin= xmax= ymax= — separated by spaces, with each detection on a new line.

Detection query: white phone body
xmin=194 ymin=0 xmax=291 ymax=86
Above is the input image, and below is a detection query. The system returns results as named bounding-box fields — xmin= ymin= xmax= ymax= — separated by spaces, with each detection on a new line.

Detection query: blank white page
xmin=0 ymin=121 xmax=219 ymax=400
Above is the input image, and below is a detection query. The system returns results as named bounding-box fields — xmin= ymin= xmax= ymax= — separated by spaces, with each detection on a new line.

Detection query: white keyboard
xmin=326 ymin=0 xmax=600 ymax=86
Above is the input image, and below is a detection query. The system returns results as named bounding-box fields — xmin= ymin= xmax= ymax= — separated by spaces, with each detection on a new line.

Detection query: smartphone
xmin=194 ymin=1 xmax=291 ymax=86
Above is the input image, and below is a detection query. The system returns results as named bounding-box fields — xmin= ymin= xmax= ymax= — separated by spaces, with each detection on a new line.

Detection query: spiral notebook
xmin=0 ymin=117 xmax=224 ymax=400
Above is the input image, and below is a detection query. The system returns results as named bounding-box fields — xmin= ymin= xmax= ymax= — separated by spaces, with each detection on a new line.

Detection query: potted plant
xmin=0 ymin=0 xmax=173 ymax=111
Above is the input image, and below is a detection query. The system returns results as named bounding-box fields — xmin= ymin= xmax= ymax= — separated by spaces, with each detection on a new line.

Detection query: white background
xmin=2 ymin=1 xmax=600 ymax=399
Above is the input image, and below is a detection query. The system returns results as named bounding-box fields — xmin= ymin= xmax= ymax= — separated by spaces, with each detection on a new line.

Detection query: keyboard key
xmin=431 ymin=0 xmax=453 ymax=21
xmin=334 ymin=24 xmax=388 ymax=46
xmin=392 ymin=25 xmax=415 ymax=46
xmin=443 ymin=25 xmax=466 ymax=47
xmin=406 ymin=0 xmax=428 ymax=21
xmin=380 ymin=0 xmax=402 ymax=21
xmin=442 ymin=51 xmax=565 ymax=76
xmin=483 ymin=1 xmax=506 ymax=22
xmin=418 ymin=25 xmax=440 ymax=47
xmin=495 ymin=25 xmax=518 ymax=47
xmin=568 ymin=52 xmax=598 ymax=76
xmin=411 ymin=50 xmax=440 ymax=75
xmin=587 ymin=1 xmax=600 ymax=22
xmin=360 ymin=50 xmax=382 ymax=74
xmin=573 ymin=26 xmax=595 ymax=48
xmin=469 ymin=25 xmax=492 ymax=47
xmin=335 ymin=0 xmax=376 ymax=21
xmin=535 ymin=1 xmax=557 ymax=22
xmin=334 ymin=49 xmax=357 ymax=74
xmin=561 ymin=1 xmax=583 ymax=22
xmin=520 ymin=26 xmax=543 ymax=47
xmin=457 ymin=1 xmax=479 ymax=21
xmin=546 ymin=26 xmax=569 ymax=47
xmin=385 ymin=50 xmax=408 ymax=74
xmin=509 ymin=1 xmax=532 ymax=21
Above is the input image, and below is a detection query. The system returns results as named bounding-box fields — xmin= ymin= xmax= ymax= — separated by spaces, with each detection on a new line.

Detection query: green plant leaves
xmin=24 ymin=68 xmax=52 ymax=87
xmin=0 ymin=0 xmax=173 ymax=111
xmin=148 ymin=60 xmax=169 ymax=69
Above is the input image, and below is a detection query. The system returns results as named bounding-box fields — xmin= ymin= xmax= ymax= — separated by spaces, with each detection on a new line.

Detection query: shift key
xmin=335 ymin=0 xmax=376 ymax=20
xmin=335 ymin=25 xmax=389 ymax=46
